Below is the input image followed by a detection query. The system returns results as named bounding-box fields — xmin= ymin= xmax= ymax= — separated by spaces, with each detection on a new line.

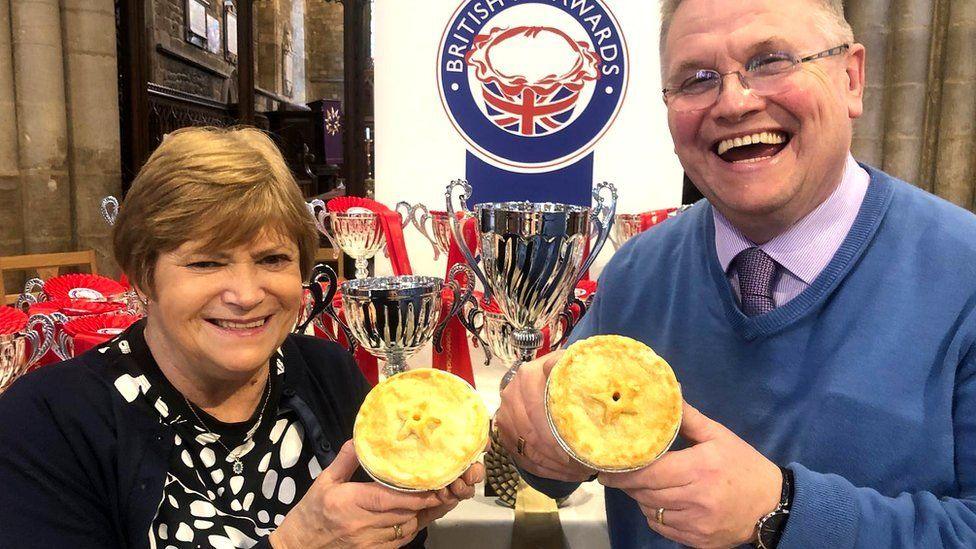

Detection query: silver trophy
xmin=609 ymin=213 xmax=643 ymax=250
xmin=446 ymin=179 xmax=617 ymax=388
xmin=340 ymin=264 xmax=476 ymax=377
xmin=0 ymin=315 xmax=55 ymax=394
xmin=310 ymin=200 xmax=414 ymax=280
xmin=99 ymin=195 xmax=145 ymax=316
xmin=609 ymin=206 xmax=695 ymax=251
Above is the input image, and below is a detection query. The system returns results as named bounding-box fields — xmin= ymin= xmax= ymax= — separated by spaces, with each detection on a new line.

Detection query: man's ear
xmin=845 ymin=43 xmax=866 ymax=119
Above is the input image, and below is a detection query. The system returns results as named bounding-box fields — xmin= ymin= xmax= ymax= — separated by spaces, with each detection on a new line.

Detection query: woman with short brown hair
xmin=0 ymin=126 xmax=482 ymax=548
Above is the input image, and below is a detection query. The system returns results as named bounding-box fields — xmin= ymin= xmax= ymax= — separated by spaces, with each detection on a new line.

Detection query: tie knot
xmin=734 ymin=247 xmax=777 ymax=317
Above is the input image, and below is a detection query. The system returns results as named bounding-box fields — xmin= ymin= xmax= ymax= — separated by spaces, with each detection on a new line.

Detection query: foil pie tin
xmin=544 ymin=368 xmax=682 ymax=473
xmin=354 ymin=369 xmax=489 ymax=493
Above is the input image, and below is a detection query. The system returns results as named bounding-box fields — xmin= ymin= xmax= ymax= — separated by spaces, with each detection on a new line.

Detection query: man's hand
xmin=493 ymin=351 xmax=596 ymax=482
xmin=599 ymin=401 xmax=782 ymax=548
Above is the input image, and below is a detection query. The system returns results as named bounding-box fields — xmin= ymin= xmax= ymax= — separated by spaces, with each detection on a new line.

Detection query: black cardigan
xmin=0 ymin=329 xmax=425 ymax=548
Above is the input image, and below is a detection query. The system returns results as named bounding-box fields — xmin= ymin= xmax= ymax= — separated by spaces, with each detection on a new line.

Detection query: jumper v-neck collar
xmin=700 ymin=163 xmax=895 ymax=341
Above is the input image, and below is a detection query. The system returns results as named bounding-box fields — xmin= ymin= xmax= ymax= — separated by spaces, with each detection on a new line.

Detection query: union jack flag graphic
xmin=465 ymin=26 xmax=601 ymax=138
xmin=482 ymin=82 xmax=580 ymax=137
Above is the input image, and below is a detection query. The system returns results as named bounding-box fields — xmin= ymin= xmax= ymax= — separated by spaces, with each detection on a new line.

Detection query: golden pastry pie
xmin=354 ymin=368 xmax=489 ymax=490
xmin=546 ymin=335 xmax=682 ymax=471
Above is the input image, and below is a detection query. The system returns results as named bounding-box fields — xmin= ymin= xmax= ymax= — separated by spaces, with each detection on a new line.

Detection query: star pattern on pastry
xmin=396 ymin=402 xmax=442 ymax=446
xmin=588 ymin=383 xmax=640 ymax=424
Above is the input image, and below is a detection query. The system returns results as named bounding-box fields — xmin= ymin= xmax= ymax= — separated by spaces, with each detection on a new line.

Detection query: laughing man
xmin=494 ymin=1 xmax=976 ymax=547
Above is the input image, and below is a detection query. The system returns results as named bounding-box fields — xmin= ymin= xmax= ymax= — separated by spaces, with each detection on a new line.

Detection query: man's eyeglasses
xmin=662 ymin=44 xmax=850 ymax=113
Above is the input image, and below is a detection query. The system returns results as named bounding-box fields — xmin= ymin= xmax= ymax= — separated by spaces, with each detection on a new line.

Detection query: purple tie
xmin=734 ymin=247 xmax=778 ymax=317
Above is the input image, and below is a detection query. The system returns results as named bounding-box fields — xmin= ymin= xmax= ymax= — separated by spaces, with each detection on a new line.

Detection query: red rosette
xmin=62 ymin=313 xmax=139 ymax=356
xmin=0 ymin=306 xmax=28 ymax=335
xmin=29 ymin=298 xmax=126 ymax=317
xmin=43 ymin=273 xmax=126 ymax=302
xmin=63 ymin=313 xmax=139 ymax=338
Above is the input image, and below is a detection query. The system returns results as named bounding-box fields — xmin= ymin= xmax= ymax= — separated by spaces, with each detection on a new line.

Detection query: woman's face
xmin=144 ymin=230 xmax=303 ymax=382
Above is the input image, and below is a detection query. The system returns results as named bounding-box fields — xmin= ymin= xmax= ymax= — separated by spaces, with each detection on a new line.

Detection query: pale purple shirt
xmin=714 ymin=154 xmax=870 ymax=307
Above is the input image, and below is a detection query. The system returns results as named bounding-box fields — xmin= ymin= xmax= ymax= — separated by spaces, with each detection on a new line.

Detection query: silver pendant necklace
xmin=183 ymin=369 xmax=272 ymax=475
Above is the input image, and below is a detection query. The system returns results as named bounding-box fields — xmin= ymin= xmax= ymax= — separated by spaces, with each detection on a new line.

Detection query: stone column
xmin=846 ymin=0 xmax=893 ymax=167
xmin=61 ymin=0 xmax=122 ymax=273
xmin=0 ymin=0 xmax=25 ymax=294
xmin=10 ymin=0 xmax=72 ymax=254
xmin=933 ymin=0 xmax=976 ymax=209
xmin=0 ymin=1 xmax=24 ymax=258
xmin=881 ymin=0 xmax=935 ymax=189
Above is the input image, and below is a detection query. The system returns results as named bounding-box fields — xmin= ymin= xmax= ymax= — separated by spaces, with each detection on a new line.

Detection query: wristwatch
xmin=754 ymin=466 xmax=794 ymax=549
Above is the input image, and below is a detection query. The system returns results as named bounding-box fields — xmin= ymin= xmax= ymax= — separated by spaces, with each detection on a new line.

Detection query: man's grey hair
xmin=659 ymin=0 xmax=856 ymax=66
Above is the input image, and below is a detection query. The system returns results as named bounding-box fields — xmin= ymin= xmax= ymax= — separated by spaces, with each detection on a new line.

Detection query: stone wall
xmin=150 ymin=0 xmax=235 ymax=102
xmin=0 ymin=0 xmax=122 ymax=285
xmin=305 ymin=1 xmax=343 ymax=102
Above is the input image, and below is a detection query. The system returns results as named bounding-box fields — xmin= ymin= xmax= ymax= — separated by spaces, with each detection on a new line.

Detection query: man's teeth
xmin=716 ymin=131 xmax=787 ymax=156
xmin=215 ymin=318 xmax=267 ymax=329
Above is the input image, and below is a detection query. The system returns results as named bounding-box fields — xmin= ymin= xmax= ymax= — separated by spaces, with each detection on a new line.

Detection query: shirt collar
xmin=713 ymin=154 xmax=870 ymax=283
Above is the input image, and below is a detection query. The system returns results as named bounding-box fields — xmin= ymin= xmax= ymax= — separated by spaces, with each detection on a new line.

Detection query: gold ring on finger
xmin=655 ymin=507 xmax=666 ymax=526
xmin=393 ymin=523 xmax=403 ymax=540
xmin=516 ymin=436 xmax=527 ymax=456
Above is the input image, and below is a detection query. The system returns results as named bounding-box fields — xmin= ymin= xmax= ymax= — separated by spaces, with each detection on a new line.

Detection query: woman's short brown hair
xmin=113 ymin=126 xmax=318 ymax=293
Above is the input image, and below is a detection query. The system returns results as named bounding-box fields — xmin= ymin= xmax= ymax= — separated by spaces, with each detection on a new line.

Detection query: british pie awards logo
xmin=438 ymin=0 xmax=628 ymax=172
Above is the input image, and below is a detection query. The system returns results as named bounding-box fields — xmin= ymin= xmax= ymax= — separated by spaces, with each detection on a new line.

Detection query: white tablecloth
xmin=402 ymin=346 xmax=611 ymax=549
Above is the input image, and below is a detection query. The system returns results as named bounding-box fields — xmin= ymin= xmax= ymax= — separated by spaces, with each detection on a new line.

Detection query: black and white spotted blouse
xmin=112 ymin=327 xmax=322 ymax=548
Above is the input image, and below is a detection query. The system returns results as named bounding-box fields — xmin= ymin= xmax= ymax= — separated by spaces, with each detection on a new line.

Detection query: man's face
xmin=663 ymin=0 xmax=865 ymax=239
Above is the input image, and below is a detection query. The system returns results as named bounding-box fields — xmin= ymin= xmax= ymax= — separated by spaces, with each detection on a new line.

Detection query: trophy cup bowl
xmin=313 ymin=207 xmax=385 ymax=279
xmin=340 ymin=264 xmax=475 ymax=377
xmin=446 ymin=179 xmax=617 ymax=388
xmin=0 ymin=315 xmax=55 ymax=394
xmin=610 ymin=213 xmax=643 ymax=250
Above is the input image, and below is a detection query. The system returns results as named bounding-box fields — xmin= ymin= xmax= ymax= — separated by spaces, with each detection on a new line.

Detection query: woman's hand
xmin=269 ymin=441 xmax=442 ymax=549
xmin=418 ymin=462 xmax=486 ymax=528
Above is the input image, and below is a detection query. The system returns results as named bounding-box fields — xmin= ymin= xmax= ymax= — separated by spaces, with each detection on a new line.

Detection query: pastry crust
xmin=354 ymin=368 xmax=489 ymax=490
xmin=546 ymin=335 xmax=682 ymax=471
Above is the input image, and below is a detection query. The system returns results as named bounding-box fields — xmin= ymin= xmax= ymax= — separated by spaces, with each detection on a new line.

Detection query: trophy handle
xmin=394 ymin=201 xmax=413 ymax=229
xmin=411 ymin=203 xmax=440 ymax=261
xmin=307 ymin=200 xmax=338 ymax=254
xmin=296 ymin=263 xmax=336 ymax=333
xmin=445 ymin=179 xmax=491 ymax=301
xmin=101 ymin=195 xmax=119 ymax=226
xmin=575 ymin=181 xmax=618 ymax=287
xmin=552 ymin=293 xmax=588 ymax=351
xmin=314 ymin=209 xmax=342 ymax=258
xmin=466 ymin=308 xmax=492 ymax=366
xmin=17 ymin=277 xmax=47 ymax=311
xmin=432 ymin=263 xmax=476 ymax=354
xmin=25 ymin=314 xmax=55 ymax=366
xmin=45 ymin=312 xmax=72 ymax=362
xmin=296 ymin=264 xmax=356 ymax=353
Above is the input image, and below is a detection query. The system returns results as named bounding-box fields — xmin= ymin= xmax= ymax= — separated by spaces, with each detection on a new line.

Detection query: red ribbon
xmin=432 ymin=216 xmax=477 ymax=387
xmin=327 ymin=197 xmax=413 ymax=275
